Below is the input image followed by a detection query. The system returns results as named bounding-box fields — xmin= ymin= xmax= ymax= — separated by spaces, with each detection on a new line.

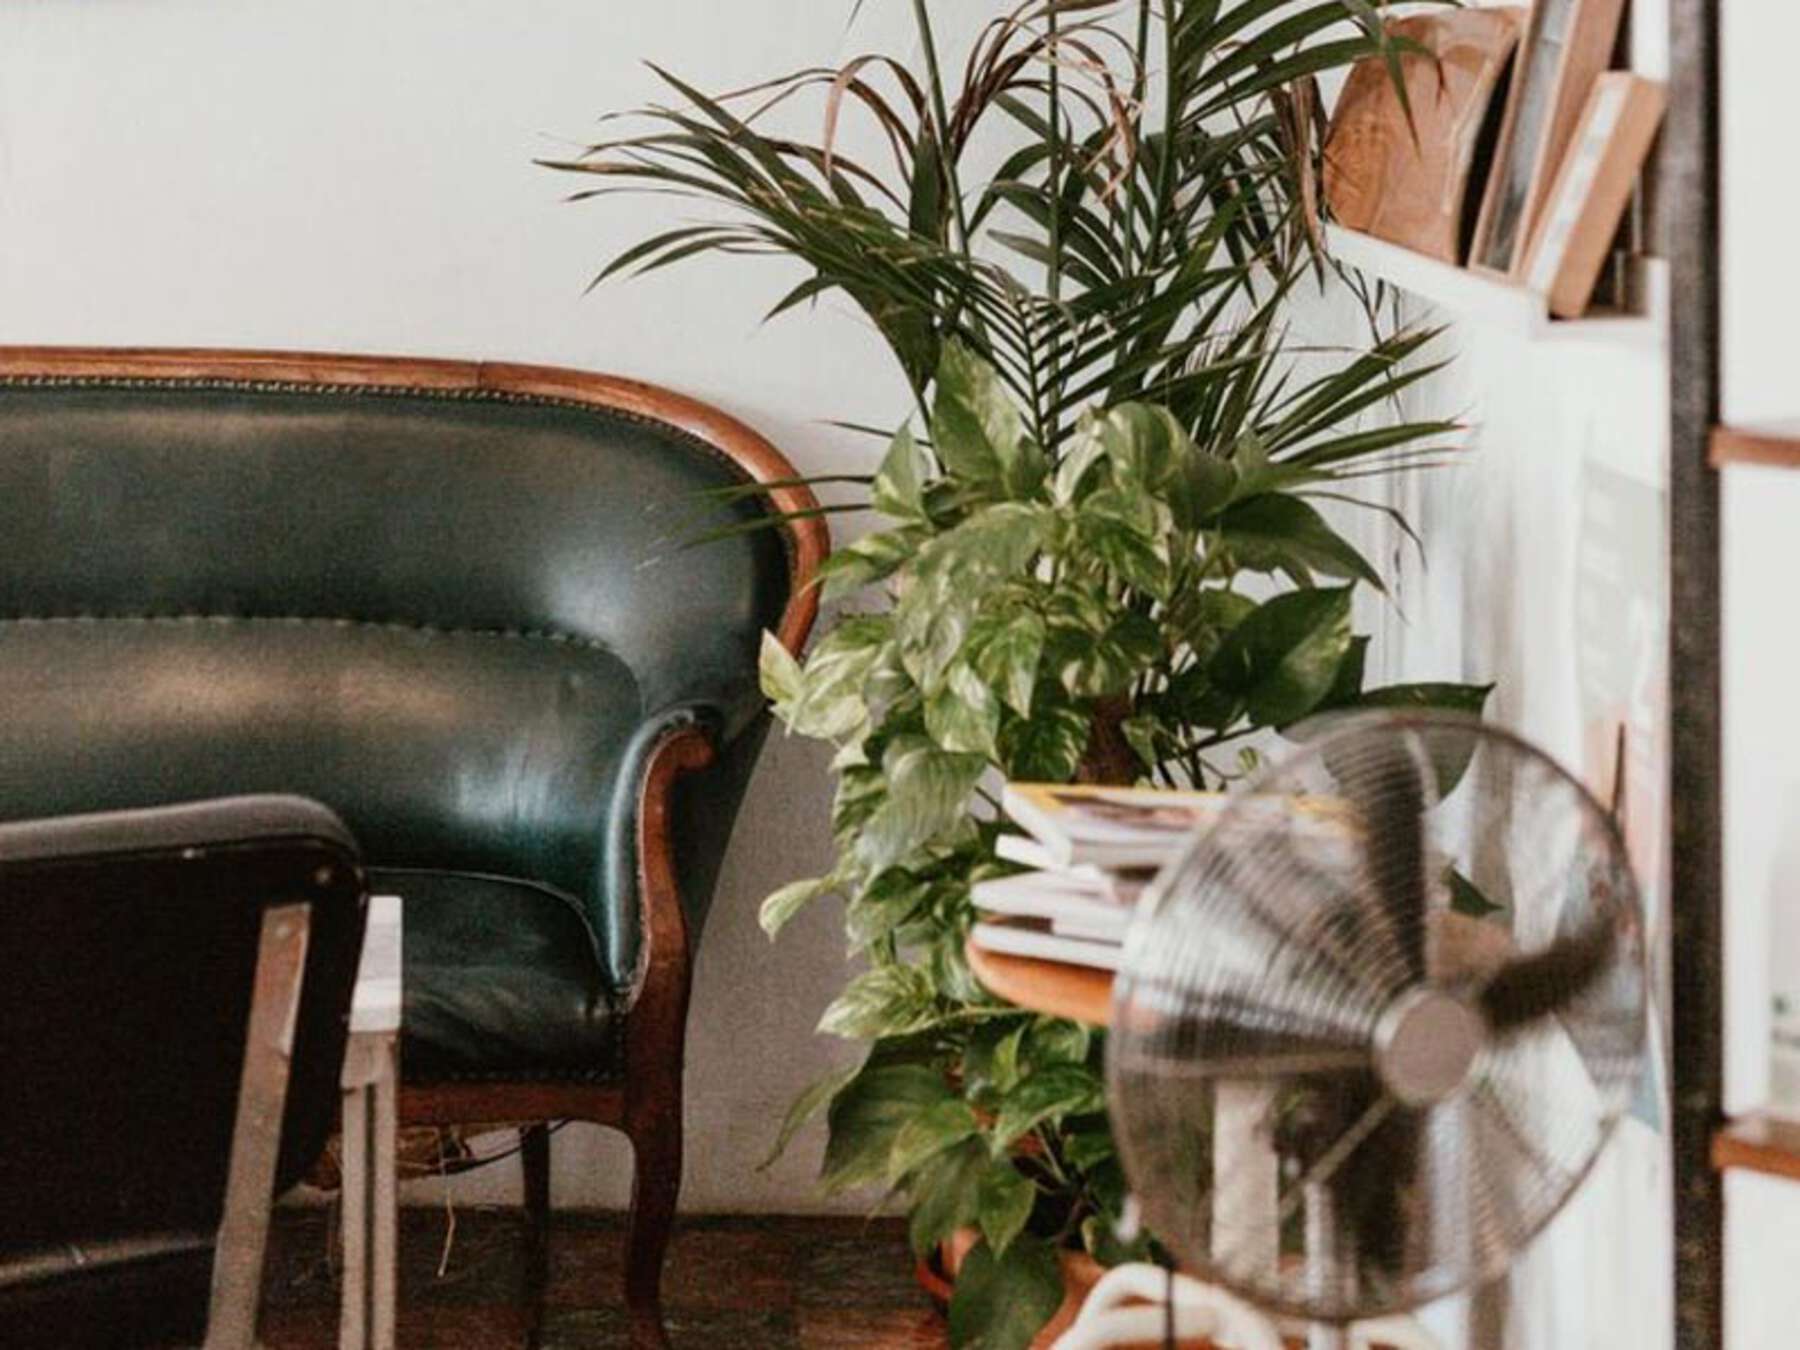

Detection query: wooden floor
xmin=263 ymin=1208 xmax=947 ymax=1349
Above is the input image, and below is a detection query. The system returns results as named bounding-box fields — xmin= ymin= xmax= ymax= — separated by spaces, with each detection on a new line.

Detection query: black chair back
xmin=0 ymin=795 xmax=365 ymax=1348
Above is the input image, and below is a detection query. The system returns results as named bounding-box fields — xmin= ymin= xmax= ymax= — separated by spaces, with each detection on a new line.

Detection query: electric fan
xmin=1096 ymin=711 xmax=1647 ymax=1349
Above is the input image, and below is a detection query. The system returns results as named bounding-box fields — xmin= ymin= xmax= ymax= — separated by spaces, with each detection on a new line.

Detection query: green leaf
xmin=1166 ymin=586 xmax=1257 ymax=664
xmin=1062 ymin=1127 xmax=1116 ymax=1173
xmin=1447 ymin=866 xmax=1505 ymax=919
xmin=1093 ymin=403 xmax=1179 ymax=488
xmin=1157 ymin=665 xmax=1239 ymax=733
xmin=760 ymin=630 xmax=804 ymax=707
xmin=1215 ymin=493 xmax=1384 ymax=590
xmin=759 ymin=874 xmax=839 ymax=939
xmin=1320 ymin=634 xmax=1372 ymax=710
xmin=845 ymin=868 xmax=936 ymax=952
xmin=873 ymin=426 xmax=928 ymax=522
xmin=992 ymin=1064 xmax=1104 ymax=1150
xmin=997 ymin=697 xmax=1090 ymax=782
xmin=977 ymin=1164 xmax=1037 ymax=1256
xmin=964 ymin=1020 xmax=1029 ymax=1102
xmin=830 ymin=765 xmax=887 ymax=845
xmin=1024 ymin=1017 xmax=1092 ymax=1068
xmin=1077 ymin=488 xmax=1171 ymax=599
xmin=1122 ymin=713 xmax=1166 ymax=770
xmin=787 ymin=616 xmax=891 ymax=740
xmin=821 ymin=1062 xmax=954 ymax=1194
xmin=887 ymin=1099 xmax=980 ymax=1183
xmin=1053 ymin=416 xmax=1110 ymax=505
xmin=854 ymin=736 xmax=987 ymax=872
xmin=933 ymin=343 xmax=1048 ymax=501
xmin=966 ymin=611 xmax=1047 ymax=719
xmin=819 ymin=529 xmax=921 ymax=600
xmin=760 ymin=1066 xmax=857 ymax=1170
xmin=896 ymin=504 xmax=1051 ymax=692
xmin=932 ymin=342 xmax=1019 ymax=487
xmin=947 ymin=1234 xmax=1064 ymax=1350
xmin=1170 ymin=449 xmax=1239 ymax=531
xmin=1053 ymin=610 xmax=1163 ymax=700
xmin=1355 ymin=682 xmax=1495 ymax=716
xmin=817 ymin=963 xmax=939 ymax=1041
xmin=908 ymin=1137 xmax=991 ymax=1259
xmin=1208 ymin=586 xmax=1355 ymax=726
xmin=908 ymin=125 xmax=947 ymax=244
xmin=925 ymin=662 xmax=1002 ymax=757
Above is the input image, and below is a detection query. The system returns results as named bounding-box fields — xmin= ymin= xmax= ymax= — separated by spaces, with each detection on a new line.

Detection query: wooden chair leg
xmin=623 ymin=1100 xmax=682 ymax=1350
xmin=520 ymin=1123 xmax=552 ymax=1349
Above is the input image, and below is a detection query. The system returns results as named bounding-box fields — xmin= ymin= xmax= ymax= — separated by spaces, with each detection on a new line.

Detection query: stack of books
xmin=970 ymin=783 xmax=1230 ymax=972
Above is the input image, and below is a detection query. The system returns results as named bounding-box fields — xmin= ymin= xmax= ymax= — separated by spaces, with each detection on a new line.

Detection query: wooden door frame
xmin=1664 ymin=1 xmax=1724 ymax=1346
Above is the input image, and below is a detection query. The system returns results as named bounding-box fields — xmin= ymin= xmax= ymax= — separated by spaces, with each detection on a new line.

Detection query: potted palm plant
xmin=550 ymin=3 xmax=1485 ymax=1345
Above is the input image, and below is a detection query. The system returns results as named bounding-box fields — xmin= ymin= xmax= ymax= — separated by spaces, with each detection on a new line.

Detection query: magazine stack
xmin=969 ymin=783 xmax=1231 ymax=972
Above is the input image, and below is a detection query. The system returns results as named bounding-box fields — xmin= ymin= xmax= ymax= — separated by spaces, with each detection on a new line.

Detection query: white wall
xmin=0 ymin=0 xmax=990 ymax=1216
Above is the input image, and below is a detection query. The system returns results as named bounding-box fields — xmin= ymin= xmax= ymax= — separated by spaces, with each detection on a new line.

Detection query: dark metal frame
xmin=1664 ymin=0 xmax=1724 ymax=1346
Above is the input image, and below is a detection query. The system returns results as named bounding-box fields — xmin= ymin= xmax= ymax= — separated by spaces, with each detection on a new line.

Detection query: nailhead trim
xmin=0 ymin=612 xmax=625 ymax=657
xmin=0 ymin=372 xmax=800 ymax=580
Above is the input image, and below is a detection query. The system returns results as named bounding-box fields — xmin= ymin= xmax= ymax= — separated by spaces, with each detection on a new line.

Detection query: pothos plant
xmin=753 ymin=341 xmax=1489 ymax=1339
xmin=552 ymin=1 xmax=1483 ymax=1344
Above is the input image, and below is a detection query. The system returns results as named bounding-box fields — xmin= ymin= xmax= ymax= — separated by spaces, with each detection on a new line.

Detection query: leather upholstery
xmin=380 ymin=867 xmax=623 ymax=1077
xmin=0 ymin=375 xmax=791 ymax=1076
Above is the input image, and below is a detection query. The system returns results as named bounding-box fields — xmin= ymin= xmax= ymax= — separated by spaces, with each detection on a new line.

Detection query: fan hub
xmin=1375 ymin=988 xmax=1487 ymax=1106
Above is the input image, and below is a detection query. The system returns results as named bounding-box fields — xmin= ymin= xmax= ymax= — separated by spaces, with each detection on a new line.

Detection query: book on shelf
xmin=1050 ymin=913 xmax=1130 ymax=942
xmin=971 ymin=781 xmax=1358 ymax=979
xmin=969 ymin=915 xmax=1126 ymax=972
xmin=970 ymin=781 xmax=1220 ymax=975
xmin=970 ymin=869 xmax=1143 ymax=935
xmin=998 ymin=782 xmax=1229 ymax=869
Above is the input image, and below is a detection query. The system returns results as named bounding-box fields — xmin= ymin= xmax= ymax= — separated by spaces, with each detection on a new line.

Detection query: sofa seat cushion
xmin=380 ymin=868 xmax=624 ymax=1080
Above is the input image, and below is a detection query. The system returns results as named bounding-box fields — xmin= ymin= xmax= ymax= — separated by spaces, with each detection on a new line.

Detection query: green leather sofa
xmin=0 ymin=347 xmax=826 ymax=1346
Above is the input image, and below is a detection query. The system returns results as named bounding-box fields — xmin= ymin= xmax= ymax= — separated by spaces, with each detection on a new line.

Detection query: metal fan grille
xmin=1107 ymin=712 xmax=1646 ymax=1323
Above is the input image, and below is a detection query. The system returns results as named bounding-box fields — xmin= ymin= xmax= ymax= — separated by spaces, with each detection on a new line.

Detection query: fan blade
xmin=1346 ymin=736 xmax=1433 ymax=981
xmin=1159 ymin=840 xmax=1417 ymax=1007
xmin=1111 ymin=992 xmax=1375 ymax=1079
xmin=1271 ymin=1073 xmax=1415 ymax=1303
xmin=1478 ymin=916 xmax=1616 ymax=1034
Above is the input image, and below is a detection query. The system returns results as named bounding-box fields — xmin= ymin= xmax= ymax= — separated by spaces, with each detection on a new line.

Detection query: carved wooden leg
xmin=520 ymin=1123 xmax=552 ymax=1348
xmin=623 ymin=1093 xmax=682 ymax=1350
xmin=622 ymin=724 xmax=704 ymax=1349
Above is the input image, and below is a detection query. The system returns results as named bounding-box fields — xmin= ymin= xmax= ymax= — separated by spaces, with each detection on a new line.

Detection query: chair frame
xmin=0 ymin=346 xmax=829 ymax=1348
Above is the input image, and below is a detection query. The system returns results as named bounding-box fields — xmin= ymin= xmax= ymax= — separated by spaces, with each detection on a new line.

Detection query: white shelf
xmin=1325 ymin=224 xmax=1664 ymax=347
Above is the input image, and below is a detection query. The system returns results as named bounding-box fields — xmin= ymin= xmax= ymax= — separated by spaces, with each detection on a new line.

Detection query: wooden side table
xmin=966 ymin=938 xmax=1115 ymax=1026
xmin=340 ymin=894 xmax=401 ymax=1350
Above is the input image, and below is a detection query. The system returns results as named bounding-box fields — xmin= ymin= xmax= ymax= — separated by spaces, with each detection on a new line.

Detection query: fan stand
xmin=1303 ymin=1178 xmax=1350 ymax=1350
xmin=1056 ymin=1092 xmax=1441 ymax=1350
